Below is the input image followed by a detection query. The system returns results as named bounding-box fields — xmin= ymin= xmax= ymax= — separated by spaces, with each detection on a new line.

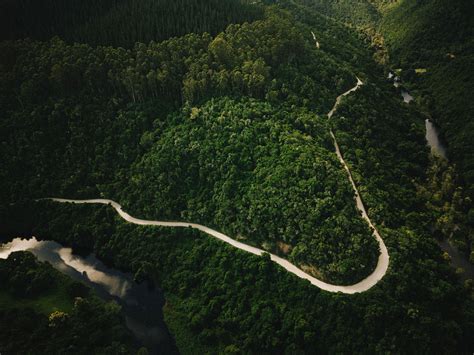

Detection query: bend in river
xmin=41 ymin=77 xmax=390 ymax=294
xmin=0 ymin=237 xmax=178 ymax=354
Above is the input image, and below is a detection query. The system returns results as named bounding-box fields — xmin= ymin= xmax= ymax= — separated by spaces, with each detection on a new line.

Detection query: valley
xmin=0 ymin=0 xmax=473 ymax=353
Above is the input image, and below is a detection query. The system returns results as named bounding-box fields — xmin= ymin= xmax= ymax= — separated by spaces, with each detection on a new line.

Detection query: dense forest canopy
xmin=0 ymin=11 xmax=378 ymax=284
xmin=377 ymin=0 xmax=474 ymax=278
xmin=291 ymin=0 xmax=474 ymax=277
xmin=1 ymin=0 xmax=473 ymax=353
xmin=123 ymin=97 xmax=378 ymax=284
xmin=2 ymin=197 xmax=473 ymax=353
xmin=0 ymin=0 xmax=263 ymax=47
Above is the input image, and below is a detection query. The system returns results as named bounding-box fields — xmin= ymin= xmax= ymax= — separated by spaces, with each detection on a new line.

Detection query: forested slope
xmin=0 ymin=9 xmax=363 ymax=199
xmin=378 ymin=0 xmax=474 ymax=268
xmin=125 ymin=98 xmax=378 ymax=284
xmin=0 ymin=0 xmax=263 ymax=47
xmin=332 ymin=81 xmax=429 ymax=229
xmin=298 ymin=0 xmax=381 ymax=26
xmin=296 ymin=0 xmax=473 ymax=196
xmin=0 ymin=10 xmax=376 ymax=284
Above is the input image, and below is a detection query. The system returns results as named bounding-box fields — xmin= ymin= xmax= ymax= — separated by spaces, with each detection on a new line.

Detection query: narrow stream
xmin=0 ymin=237 xmax=178 ymax=355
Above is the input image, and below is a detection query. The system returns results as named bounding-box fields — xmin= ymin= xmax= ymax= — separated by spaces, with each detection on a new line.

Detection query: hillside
xmin=377 ymin=0 xmax=474 ymax=274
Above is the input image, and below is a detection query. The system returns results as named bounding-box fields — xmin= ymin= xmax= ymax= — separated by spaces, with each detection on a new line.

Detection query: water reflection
xmin=387 ymin=71 xmax=412 ymax=102
xmin=0 ymin=237 xmax=43 ymax=259
xmin=0 ymin=237 xmax=177 ymax=355
xmin=58 ymin=248 xmax=131 ymax=297
xmin=401 ymin=90 xmax=413 ymax=104
xmin=425 ymin=119 xmax=447 ymax=159
xmin=0 ymin=237 xmax=130 ymax=297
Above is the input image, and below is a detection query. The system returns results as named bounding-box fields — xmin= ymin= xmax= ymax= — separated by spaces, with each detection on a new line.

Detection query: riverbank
xmin=0 ymin=248 xmax=138 ymax=354
xmin=0 ymin=237 xmax=178 ymax=354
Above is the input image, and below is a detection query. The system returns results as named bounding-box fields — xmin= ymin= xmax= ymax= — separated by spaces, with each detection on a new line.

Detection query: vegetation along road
xmin=45 ymin=77 xmax=390 ymax=294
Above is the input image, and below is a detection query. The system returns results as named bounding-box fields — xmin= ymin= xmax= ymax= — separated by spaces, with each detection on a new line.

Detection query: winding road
xmin=45 ymin=77 xmax=389 ymax=294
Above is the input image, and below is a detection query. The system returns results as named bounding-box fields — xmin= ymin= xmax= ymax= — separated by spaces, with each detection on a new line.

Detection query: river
xmin=388 ymin=71 xmax=474 ymax=280
xmin=0 ymin=237 xmax=178 ymax=355
xmin=401 ymin=90 xmax=413 ymax=104
xmin=388 ymin=71 xmax=447 ymax=159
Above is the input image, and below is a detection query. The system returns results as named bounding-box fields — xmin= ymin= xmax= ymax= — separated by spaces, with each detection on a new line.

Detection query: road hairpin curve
xmin=44 ymin=77 xmax=389 ymax=294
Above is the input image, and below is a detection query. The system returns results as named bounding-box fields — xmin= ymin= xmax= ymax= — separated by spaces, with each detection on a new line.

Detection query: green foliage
xmin=292 ymin=0 xmax=474 ymax=200
xmin=332 ymin=81 xmax=429 ymax=228
xmin=124 ymin=97 xmax=378 ymax=284
xmin=0 ymin=251 xmax=55 ymax=297
xmin=0 ymin=9 xmax=363 ymax=206
xmin=1 ymin=0 xmax=473 ymax=353
xmin=3 ymin=201 xmax=473 ymax=353
xmin=0 ymin=0 xmax=263 ymax=48
xmin=0 ymin=9 xmax=377 ymax=283
xmin=380 ymin=0 xmax=473 ymax=64
xmin=0 ymin=251 xmax=80 ymax=315
xmin=417 ymin=156 xmax=474 ymax=261
xmin=297 ymin=0 xmax=381 ymax=26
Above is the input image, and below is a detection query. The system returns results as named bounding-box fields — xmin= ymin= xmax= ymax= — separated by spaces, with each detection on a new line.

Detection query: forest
xmin=124 ymin=97 xmax=378 ymax=284
xmin=379 ymin=0 xmax=474 ymax=198
xmin=0 ymin=0 xmax=263 ymax=48
xmin=0 ymin=0 xmax=473 ymax=353
xmin=0 ymin=9 xmax=376 ymax=285
xmin=289 ymin=0 xmax=473 ymax=199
